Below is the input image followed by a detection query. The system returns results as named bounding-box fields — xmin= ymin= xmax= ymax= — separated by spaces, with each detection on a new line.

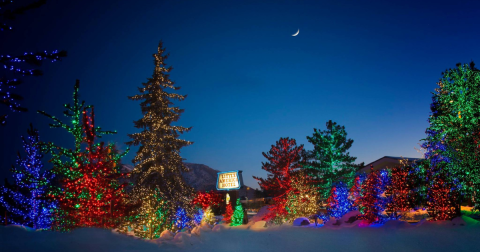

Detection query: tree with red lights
xmin=253 ymin=137 xmax=304 ymax=222
xmin=359 ymin=168 xmax=385 ymax=224
xmin=385 ymin=165 xmax=415 ymax=219
xmin=426 ymin=174 xmax=459 ymax=221
xmin=192 ymin=191 xmax=222 ymax=210
xmin=223 ymin=202 xmax=233 ymax=223
xmin=38 ymin=81 xmax=129 ymax=230
xmin=349 ymin=174 xmax=365 ymax=210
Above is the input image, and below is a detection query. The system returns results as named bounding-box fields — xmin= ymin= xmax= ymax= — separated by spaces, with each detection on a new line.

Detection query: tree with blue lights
xmin=0 ymin=0 xmax=66 ymax=125
xmin=0 ymin=124 xmax=56 ymax=229
xmin=326 ymin=181 xmax=352 ymax=220
xmin=173 ymin=207 xmax=191 ymax=231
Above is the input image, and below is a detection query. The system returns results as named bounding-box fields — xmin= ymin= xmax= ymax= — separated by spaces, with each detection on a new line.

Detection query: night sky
xmin=1 ymin=0 xmax=479 ymax=189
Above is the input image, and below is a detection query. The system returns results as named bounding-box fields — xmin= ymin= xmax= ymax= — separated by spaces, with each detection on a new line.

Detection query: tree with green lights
xmin=231 ymin=198 xmax=244 ymax=226
xmin=127 ymin=41 xmax=195 ymax=225
xmin=38 ymin=80 xmax=129 ymax=230
xmin=423 ymin=62 xmax=480 ymax=211
xmin=302 ymin=120 xmax=357 ymax=200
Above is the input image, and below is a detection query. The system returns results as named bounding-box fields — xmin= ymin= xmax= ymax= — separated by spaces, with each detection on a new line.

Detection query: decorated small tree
xmin=349 ymin=173 xmax=366 ymax=210
xmin=385 ymin=165 xmax=415 ymax=219
xmin=223 ymin=202 xmax=233 ymax=223
xmin=202 ymin=206 xmax=215 ymax=225
xmin=426 ymin=175 xmax=459 ymax=221
xmin=359 ymin=168 xmax=386 ymax=225
xmin=231 ymin=198 xmax=244 ymax=226
xmin=326 ymin=181 xmax=352 ymax=220
xmin=284 ymin=170 xmax=320 ymax=222
xmin=173 ymin=207 xmax=191 ymax=231
xmin=0 ymin=124 xmax=56 ymax=229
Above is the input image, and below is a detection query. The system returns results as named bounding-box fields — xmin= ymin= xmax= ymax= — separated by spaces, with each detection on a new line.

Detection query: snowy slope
xmin=2 ymin=216 xmax=480 ymax=252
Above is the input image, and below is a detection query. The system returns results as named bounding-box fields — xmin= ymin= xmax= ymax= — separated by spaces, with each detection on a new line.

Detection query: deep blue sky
xmin=1 ymin=0 xmax=479 ymax=189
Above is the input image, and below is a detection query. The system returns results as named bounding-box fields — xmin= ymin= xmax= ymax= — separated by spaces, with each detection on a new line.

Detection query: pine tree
xmin=303 ymin=120 xmax=357 ymax=200
xmin=223 ymin=202 xmax=233 ymax=223
xmin=0 ymin=124 xmax=56 ymax=229
xmin=231 ymin=198 xmax=244 ymax=226
xmin=326 ymin=181 xmax=352 ymax=220
xmin=38 ymin=81 xmax=128 ymax=230
xmin=127 ymin=41 xmax=194 ymax=224
xmin=423 ymin=62 xmax=480 ymax=211
xmin=253 ymin=137 xmax=304 ymax=222
xmin=1 ymin=0 xmax=67 ymax=125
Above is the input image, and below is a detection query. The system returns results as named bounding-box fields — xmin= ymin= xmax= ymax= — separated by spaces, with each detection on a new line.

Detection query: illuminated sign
xmin=216 ymin=170 xmax=243 ymax=190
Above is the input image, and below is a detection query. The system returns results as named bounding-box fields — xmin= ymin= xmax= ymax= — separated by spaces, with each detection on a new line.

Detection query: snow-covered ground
xmin=2 ymin=215 xmax=480 ymax=252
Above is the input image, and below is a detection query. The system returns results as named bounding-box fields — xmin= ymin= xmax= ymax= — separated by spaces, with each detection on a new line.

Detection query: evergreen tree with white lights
xmin=127 ymin=41 xmax=195 ymax=225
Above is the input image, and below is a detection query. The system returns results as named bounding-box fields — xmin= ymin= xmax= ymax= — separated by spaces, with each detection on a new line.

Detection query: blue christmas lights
xmin=0 ymin=125 xmax=57 ymax=230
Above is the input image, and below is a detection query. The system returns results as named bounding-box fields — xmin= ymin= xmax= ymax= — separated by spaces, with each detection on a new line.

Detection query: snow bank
xmin=293 ymin=217 xmax=310 ymax=226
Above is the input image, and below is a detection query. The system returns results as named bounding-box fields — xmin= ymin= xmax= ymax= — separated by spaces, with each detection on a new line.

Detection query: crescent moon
xmin=292 ymin=29 xmax=299 ymax=36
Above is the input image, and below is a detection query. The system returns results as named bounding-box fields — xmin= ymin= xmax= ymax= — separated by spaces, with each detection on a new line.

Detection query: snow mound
xmin=212 ymin=224 xmax=229 ymax=232
xmin=173 ymin=232 xmax=191 ymax=243
xmin=159 ymin=229 xmax=174 ymax=240
xmin=250 ymin=221 xmax=267 ymax=230
xmin=199 ymin=222 xmax=213 ymax=231
xmin=293 ymin=217 xmax=310 ymax=226
xmin=340 ymin=210 xmax=361 ymax=224
xmin=249 ymin=205 xmax=271 ymax=223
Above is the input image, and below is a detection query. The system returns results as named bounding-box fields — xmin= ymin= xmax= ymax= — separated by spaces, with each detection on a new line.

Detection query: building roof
xmin=358 ymin=156 xmax=424 ymax=174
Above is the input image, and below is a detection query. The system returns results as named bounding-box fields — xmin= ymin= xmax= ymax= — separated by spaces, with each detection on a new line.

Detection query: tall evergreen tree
xmin=127 ymin=41 xmax=194 ymax=226
xmin=303 ymin=120 xmax=357 ymax=199
xmin=422 ymin=62 xmax=480 ymax=212
xmin=0 ymin=124 xmax=56 ymax=229
xmin=0 ymin=0 xmax=66 ymax=125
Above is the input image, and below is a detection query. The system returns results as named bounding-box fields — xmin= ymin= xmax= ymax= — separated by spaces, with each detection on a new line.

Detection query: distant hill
xmin=119 ymin=162 xmax=220 ymax=192
xmin=182 ymin=163 xmax=219 ymax=191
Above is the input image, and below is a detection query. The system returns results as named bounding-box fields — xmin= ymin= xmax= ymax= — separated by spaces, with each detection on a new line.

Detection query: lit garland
xmin=302 ymin=120 xmax=357 ymax=200
xmin=231 ymin=198 xmax=244 ymax=226
xmin=0 ymin=124 xmax=57 ymax=229
xmin=253 ymin=137 xmax=304 ymax=223
xmin=126 ymin=41 xmax=195 ymax=229
xmin=326 ymin=181 xmax=352 ymax=220
xmin=38 ymin=81 xmax=128 ymax=230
